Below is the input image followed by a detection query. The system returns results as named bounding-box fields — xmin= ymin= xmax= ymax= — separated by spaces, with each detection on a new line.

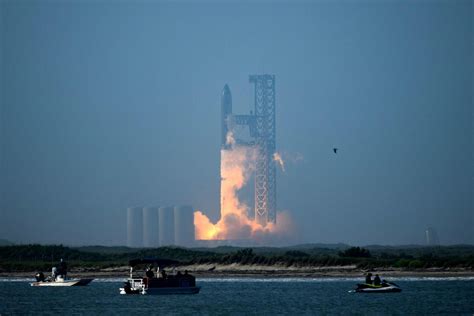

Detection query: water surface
xmin=1 ymin=277 xmax=473 ymax=315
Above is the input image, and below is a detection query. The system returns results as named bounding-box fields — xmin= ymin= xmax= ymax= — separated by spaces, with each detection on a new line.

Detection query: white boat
xmin=119 ymin=258 xmax=200 ymax=295
xmin=31 ymin=277 xmax=94 ymax=287
xmin=30 ymin=271 xmax=93 ymax=287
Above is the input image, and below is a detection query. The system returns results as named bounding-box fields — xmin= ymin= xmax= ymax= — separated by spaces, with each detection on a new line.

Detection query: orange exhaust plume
xmin=194 ymin=133 xmax=295 ymax=242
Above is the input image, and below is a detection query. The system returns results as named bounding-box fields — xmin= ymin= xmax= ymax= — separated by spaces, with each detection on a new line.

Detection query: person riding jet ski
xmin=354 ymin=274 xmax=402 ymax=293
xmin=373 ymin=274 xmax=381 ymax=286
xmin=365 ymin=273 xmax=373 ymax=284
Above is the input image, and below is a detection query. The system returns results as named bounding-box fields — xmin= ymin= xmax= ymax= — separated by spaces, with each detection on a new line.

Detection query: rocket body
xmin=221 ymin=84 xmax=232 ymax=149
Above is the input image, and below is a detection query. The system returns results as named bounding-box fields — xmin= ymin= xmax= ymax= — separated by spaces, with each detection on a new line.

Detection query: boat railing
xmin=130 ymin=278 xmax=145 ymax=290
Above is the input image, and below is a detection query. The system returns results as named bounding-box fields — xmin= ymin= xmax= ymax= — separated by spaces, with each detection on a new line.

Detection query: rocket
xmin=221 ymin=84 xmax=232 ymax=149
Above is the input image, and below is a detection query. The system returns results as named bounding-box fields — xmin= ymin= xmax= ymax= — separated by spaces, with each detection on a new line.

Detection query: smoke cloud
xmin=194 ymin=133 xmax=295 ymax=243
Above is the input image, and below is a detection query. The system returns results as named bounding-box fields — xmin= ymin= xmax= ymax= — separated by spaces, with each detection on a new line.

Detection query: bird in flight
xmin=333 ymin=148 xmax=338 ymax=154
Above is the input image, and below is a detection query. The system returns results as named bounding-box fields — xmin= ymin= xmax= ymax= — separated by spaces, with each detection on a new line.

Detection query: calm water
xmin=1 ymin=277 xmax=473 ymax=315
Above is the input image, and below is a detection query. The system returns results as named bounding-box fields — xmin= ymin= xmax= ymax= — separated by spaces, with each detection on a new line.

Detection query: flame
xmin=194 ymin=133 xmax=295 ymax=242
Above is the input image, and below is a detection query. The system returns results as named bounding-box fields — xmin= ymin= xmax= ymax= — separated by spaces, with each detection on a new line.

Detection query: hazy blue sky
xmin=1 ymin=0 xmax=472 ymax=246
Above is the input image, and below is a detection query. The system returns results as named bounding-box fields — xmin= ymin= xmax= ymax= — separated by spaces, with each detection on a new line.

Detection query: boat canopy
xmin=128 ymin=258 xmax=180 ymax=268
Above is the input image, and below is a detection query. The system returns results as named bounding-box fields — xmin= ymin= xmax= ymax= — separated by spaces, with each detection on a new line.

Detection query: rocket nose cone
xmin=222 ymin=84 xmax=231 ymax=96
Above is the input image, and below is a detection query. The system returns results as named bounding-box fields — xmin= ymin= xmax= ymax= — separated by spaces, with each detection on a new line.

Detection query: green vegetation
xmin=339 ymin=247 xmax=371 ymax=258
xmin=0 ymin=244 xmax=473 ymax=272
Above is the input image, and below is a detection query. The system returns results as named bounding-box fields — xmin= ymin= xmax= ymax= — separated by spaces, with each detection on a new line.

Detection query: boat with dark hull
xmin=354 ymin=282 xmax=402 ymax=293
xmin=119 ymin=258 xmax=200 ymax=295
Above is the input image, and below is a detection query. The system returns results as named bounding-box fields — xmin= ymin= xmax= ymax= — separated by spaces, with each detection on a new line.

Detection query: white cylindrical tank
xmin=174 ymin=205 xmax=195 ymax=247
xmin=127 ymin=207 xmax=143 ymax=248
xmin=425 ymin=227 xmax=440 ymax=246
xmin=158 ymin=206 xmax=175 ymax=246
xmin=143 ymin=206 xmax=159 ymax=247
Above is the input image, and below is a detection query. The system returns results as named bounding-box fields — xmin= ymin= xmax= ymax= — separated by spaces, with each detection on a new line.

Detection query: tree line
xmin=0 ymin=244 xmax=473 ymax=272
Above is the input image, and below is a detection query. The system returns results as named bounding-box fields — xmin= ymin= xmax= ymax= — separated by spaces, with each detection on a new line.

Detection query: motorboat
xmin=31 ymin=272 xmax=93 ymax=287
xmin=119 ymin=258 xmax=200 ymax=295
xmin=354 ymin=281 xmax=402 ymax=293
xmin=31 ymin=277 xmax=94 ymax=287
xmin=30 ymin=261 xmax=94 ymax=287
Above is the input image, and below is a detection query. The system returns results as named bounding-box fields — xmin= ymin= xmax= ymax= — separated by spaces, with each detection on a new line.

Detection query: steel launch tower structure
xmin=221 ymin=74 xmax=276 ymax=226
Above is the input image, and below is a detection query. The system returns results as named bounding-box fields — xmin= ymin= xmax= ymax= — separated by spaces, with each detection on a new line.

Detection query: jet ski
xmin=354 ymin=281 xmax=402 ymax=293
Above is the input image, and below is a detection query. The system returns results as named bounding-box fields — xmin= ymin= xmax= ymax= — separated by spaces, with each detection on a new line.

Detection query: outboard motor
xmin=35 ymin=272 xmax=45 ymax=282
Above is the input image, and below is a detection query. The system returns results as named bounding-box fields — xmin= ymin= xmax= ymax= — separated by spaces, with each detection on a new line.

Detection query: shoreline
xmin=2 ymin=264 xmax=473 ymax=279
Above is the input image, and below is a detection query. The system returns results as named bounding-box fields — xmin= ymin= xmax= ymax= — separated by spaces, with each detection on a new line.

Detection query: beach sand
xmin=2 ymin=264 xmax=473 ymax=279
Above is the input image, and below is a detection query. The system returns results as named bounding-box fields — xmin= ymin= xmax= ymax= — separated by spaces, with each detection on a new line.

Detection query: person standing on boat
xmin=52 ymin=266 xmax=58 ymax=281
xmin=59 ymin=258 xmax=68 ymax=278
xmin=365 ymin=272 xmax=373 ymax=284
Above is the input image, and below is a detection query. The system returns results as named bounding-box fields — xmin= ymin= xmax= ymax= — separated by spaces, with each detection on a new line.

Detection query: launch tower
xmin=221 ymin=74 xmax=276 ymax=226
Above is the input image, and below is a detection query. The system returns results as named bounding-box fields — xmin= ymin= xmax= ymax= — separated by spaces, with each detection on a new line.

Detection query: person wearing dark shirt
xmin=146 ymin=266 xmax=155 ymax=279
xmin=123 ymin=281 xmax=134 ymax=294
xmin=373 ymin=274 xmax=381 ymax=286
xmin=365 ymin=272 xmax=373 ymax=284
xmin=59 ymin=259 xmax=68 ymax=278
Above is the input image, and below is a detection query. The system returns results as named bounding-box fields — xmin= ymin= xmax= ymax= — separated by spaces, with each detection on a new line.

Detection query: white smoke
xmin=273 ymin=152 xmax=285 ymax=172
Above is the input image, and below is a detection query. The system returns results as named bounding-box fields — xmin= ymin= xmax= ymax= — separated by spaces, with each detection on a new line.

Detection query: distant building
xmin=174 ymin=205 xmax=195 ymax=247
xmin=127 ymin=207 xmax=143 ymax=247
xmin=143 ymin=206 xmax=159 ymax=247
xmin=158 ymin=206 xmax=175 ymax=246
xmin=425 ymin=227 xmax=440 ymax=246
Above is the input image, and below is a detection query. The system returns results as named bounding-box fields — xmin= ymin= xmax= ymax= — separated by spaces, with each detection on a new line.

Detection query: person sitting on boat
xmin=123 ymin=281 xmax=132 ymax=294
xmin=35 ymin=272 xmax=45 ymax=282
xmin=183 ymin=270 xmax=196 ymax=286
xmin=146 ymin=266 xmax=155 ymax=279
xmin=157 ymin=267 xmax=167 ymax=279
xmin=373 ymin=274 xmax=381 ymax=286
xmin=365 ymin=272 xmax=373 ymax=284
